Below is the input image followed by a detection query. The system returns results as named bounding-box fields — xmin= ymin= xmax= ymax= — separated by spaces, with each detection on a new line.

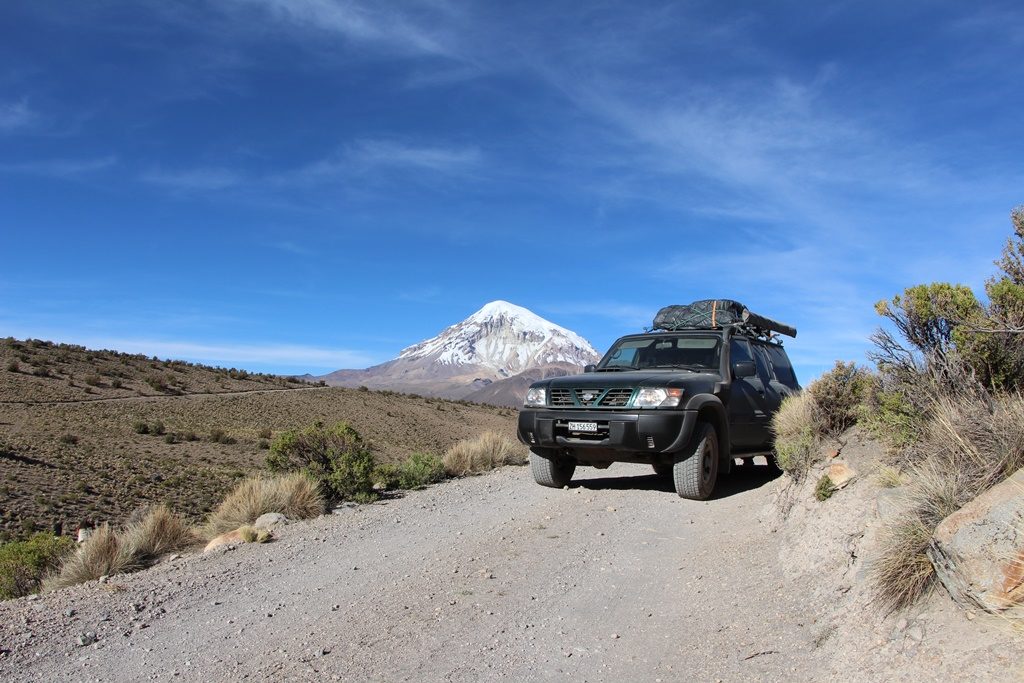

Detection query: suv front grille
xmin=599 ymin=388 xmax=634 ymax=407
xmin=547 ymin=387 xmax=635 ymax=407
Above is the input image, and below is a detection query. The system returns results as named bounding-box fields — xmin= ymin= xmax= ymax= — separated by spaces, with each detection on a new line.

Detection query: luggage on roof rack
xmin=652 ymin=299 xmax=797 ymax=338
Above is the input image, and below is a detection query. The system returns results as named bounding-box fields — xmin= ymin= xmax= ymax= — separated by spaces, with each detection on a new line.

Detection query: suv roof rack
xmin=651 ymin=299 xmax=797 ymax=339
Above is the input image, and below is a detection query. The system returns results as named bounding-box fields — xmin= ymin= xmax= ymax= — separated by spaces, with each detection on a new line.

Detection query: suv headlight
xmin=524 ymin=387 xmax=546 ymax=407
xmin=634 ymin=387 xmax=683 ymax=408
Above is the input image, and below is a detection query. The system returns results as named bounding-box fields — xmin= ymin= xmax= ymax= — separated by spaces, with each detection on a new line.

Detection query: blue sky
xmin=2 ymin=1 xmax=1023 ymax=381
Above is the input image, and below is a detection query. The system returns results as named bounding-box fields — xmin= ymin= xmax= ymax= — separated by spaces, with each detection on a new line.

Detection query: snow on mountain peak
xmin=398 ymin=301 xmax=600 ymax=373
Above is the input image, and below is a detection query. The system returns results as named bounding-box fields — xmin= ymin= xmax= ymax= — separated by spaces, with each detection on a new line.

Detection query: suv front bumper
xmin=517 ymin=409 xmax=698 ymax=453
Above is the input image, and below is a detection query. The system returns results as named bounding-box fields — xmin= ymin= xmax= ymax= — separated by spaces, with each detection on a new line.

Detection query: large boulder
xmin=928 ymin=467 xmax=1024 ymax=612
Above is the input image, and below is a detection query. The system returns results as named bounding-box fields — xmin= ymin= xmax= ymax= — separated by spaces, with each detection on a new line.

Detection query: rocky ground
xmin=2 ymin=457 xmax=1020 ymax=681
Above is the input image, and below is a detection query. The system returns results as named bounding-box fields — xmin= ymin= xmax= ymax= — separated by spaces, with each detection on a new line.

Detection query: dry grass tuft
xmin=118 ymin=505 xmax=197 ymax=571
xmin=44 ymin=524 xmax=123 ymax=590
xmin=876 ymin=466 xmax=904 ymax=488
xmin=202 ymin=473 xmax=324 ymax=538
xmin=771 ymin=392 xmax=818 ymax=477
xmin=44 ymin=506 xmax=197 ymax=591
xmin=442 ymin=431 xmax=527 ymax=476
xmin=872 ymin=393 xmax=1024 ymax=611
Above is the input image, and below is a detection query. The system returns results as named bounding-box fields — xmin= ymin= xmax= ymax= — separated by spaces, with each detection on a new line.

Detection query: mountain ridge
xmin=318 ymin=301 xmax=600 ymax=404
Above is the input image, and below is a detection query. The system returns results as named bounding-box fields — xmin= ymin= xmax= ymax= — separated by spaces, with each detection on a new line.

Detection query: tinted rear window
xmin=766 ymin=345 xmax=798 ymax=387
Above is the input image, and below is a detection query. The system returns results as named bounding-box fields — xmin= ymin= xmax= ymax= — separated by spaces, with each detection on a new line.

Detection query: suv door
xmin=751 ymin=342 xmax=783 ymax=442
xmin=727 ymin=337 xmax=773 ymax=449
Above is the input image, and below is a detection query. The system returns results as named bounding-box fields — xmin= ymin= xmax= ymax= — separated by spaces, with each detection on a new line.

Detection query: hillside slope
xmin=1 ymin=349 xmax=516 ymax=539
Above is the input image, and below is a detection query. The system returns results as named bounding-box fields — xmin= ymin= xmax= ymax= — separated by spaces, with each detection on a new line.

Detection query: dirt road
xmin=1 ymin=465 xmax=832 ymax=681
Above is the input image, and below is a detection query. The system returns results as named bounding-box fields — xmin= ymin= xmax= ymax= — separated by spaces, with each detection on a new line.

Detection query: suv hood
xmin=539 ymin=369 xmax=719 ymax=390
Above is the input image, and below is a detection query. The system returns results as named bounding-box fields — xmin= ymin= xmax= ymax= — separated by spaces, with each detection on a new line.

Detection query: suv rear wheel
xmin=673 ymin=422 xmax=718 ymax=500
xmin=530 ymin=448 xmax=576 ymax=488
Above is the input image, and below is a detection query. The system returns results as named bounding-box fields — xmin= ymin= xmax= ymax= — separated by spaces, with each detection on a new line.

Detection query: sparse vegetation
xmin=5 ymin=360 xmax=18 ymax=373
xmin=202 ymin=473 xmax=325 ymax=538
xmin=58 ymin=433 xmax=78 ymax=445
xmin=209 ymin=428 xmax=236 ymax=445
xmin=876 ymin=466 xmax=903 ymax=488
xmin=0 ymin=533 xmax=75 ymax=599
xmin=442 ymin=431 xmax=526 ymax=476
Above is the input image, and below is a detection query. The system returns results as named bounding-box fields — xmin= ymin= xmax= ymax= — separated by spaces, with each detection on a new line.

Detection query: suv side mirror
xmin=583 ymin=364 xmax=596 ymax=373
xmin=732 ymin=360 xmax=756 ymax=379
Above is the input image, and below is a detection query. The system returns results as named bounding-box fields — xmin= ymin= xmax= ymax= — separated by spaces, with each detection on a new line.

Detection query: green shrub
xmin=0 ymin=533 xmax=75 ymax=600
xmin=257 ymin=439 xmax=270 ymax=450
xmin=59 ymin=433 xmax=78 ymax=445
xmin=132 ymin=420 xmax=149 ymax=435
xmin=83 ymin=373 xmax=102 ymax=387
xmin=807 ymin=361 xmax=875 ymax=437
xmin=258 ymin=427 xmax=273 ymax=440
xmin=267 ymin=422 xmax=378 ymax=503
xmin=814 ymin=474 xmax=835 ymax=501
xmin=5 ymin=360 xmax=18 ymax=373
xmin=150 ymin=421 xmax=165 ymax=436
xmin=373 ymin=463 xmax=400 ymax=490
xmin=860 ymin=385 xmax=924 ymax=449
xmin=398 ymin=453 xmax=446 ymax=489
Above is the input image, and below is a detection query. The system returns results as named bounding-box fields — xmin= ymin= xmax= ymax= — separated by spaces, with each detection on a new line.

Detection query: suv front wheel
xmin=529 ymin=448 xmax=576 ymax=488
xmin=673 ymin=422 xmax=718 ymax=501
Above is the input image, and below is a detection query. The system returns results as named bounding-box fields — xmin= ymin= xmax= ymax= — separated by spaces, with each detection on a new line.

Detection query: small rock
xmin=254 ymin=513 xmax=288 ymax=530
xmin=906 ymin=625 xmax=924 ymax=642
xmin=827 ymin=461 xmax=857 ymax=489
xmin=63 ymin=609 xmax=76 ymax=618
xmin=98 ymin=576 xmax=109 ymax=584
xmin=77 ymin=633 xmax=97 ymax=647
xmin=611 ymin=633 xmax=620 ymax=639
xmin=606 ymin=506 xmax=617 ymax=512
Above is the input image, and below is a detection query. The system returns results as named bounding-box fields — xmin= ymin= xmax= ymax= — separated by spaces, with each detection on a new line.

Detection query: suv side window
xmin=752 ymin=344 xmax=773 ymax=384
xmin=766 ymin=345 xmax=799 ymax=389
xmin=730 ymin=337 xmax=753 ymax=364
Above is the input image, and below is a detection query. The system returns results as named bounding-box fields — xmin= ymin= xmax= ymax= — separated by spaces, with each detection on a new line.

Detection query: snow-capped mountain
xmin=318 ymin=301 xmax=601 ymax=403
xmin=397 ymin=300 xmax=598 ymax=375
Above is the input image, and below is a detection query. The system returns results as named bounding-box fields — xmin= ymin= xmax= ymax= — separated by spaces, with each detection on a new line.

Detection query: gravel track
xmin=2 ymin=465 xmax=832 ymax=681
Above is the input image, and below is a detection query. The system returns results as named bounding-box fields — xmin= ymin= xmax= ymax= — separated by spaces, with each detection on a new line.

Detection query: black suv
xmin=517 ymin=300 xmax=800 ymax=500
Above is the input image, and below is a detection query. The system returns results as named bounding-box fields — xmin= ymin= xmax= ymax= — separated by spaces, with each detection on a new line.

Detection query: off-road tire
xmin=651 ymin=462 xmax=673 ymax=477
xmin=673 ymin=422 xmax=718 ymax=500
xmin=530 ymin=449 xmax=576 ymax=488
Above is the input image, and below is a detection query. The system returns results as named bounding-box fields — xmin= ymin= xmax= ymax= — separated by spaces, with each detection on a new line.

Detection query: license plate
xmin=568 ymin=421 xmax=598 ymax=433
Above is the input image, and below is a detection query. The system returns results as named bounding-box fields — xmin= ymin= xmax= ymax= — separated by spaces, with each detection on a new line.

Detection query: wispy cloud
xmin=231 ymin=0 xmax=460 ymax=58
xmin=348 ymin=139 xmax=481 ymax=172
xmin=0 ymin=98 xmax=36 ymax=131
xmin=142 ymin=167 xmax=244 ymax=191
xmin=0 ymin=156 xmax=116 ymax=177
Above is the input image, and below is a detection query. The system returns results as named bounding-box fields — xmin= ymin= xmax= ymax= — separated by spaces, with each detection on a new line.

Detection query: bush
xmin=442 ymin=431 xmax=526 ymax=476
xmin=209 ymin=428 xmax=235 ymax=445
xmin=59 ymin=433 xmax=78 ymax=445
xmin=267 ymin=422 xmax=378 ymax=503
xmin=0 ymin=533 xmax=75 ymax=600
xmin=83 ymin=374 xmax=102 ymax=387
xmin=257 ymin=439 xmax=270 ymax=450
xmin=5 ymin=360 xmax=18 ymax=373
xmin=258 ymin=427 xmax=272 ymax=440
xmin=807 ymin=361 xmax=875 ymax=438
xmin=150 ymin=421 xmax=165 ymax=436
xmin=771 ymin=392 xmax=818 ymax=477
xmin=45 ymin=524 xmax=122 ymax=590
xmin=397 ymin=453 xmax=446 ymax=489
xmin=203 ymin=473 xmax=324 ymax=538
xmin=132 ymin=420 xmax=149 ymax=435
xmin=373 ymin=463 xmax=400 ymax=490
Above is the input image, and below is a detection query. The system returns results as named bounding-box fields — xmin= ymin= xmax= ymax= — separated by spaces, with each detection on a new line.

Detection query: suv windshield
xmin=597 ymin=335 xmax=722 ymax=371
